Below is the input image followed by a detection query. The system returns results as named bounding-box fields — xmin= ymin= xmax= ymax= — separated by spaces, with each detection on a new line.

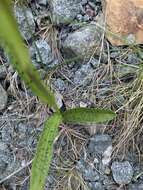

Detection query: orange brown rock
xmin=105 ymin=0 xmax=143 ymax=45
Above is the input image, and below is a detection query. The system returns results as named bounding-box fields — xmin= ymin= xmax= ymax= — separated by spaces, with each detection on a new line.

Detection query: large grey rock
xmin=62 ymin=24 xmax=101 ymax=59
xmin=111 ymin=161 xmax=133 ymax=185
xmin=50 ymin=0 xmax=82 ymax=24
xmin=0 ymin=84 xmax=7 ymax=111
xmin=88 ymin=134 xmax=112 ymax=156
xmin=14 ymin=6 xmax=35 ymax=40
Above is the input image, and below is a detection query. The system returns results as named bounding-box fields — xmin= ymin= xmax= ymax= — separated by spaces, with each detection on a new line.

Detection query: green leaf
xmin=61 ymin=107 xmax=116 ymax=124
xmin=30 ymin=113 xmax=62 ymax=190
xmin=0 ymin=1 xmax=58 ymax=110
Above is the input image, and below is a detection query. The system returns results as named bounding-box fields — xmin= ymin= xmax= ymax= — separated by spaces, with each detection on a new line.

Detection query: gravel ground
xmin=0 ymin=0 xmax=143 ymax=190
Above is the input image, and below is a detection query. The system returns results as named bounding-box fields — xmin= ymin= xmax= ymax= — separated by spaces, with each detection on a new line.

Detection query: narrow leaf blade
xmin=0 ymin=1 xmax=58 ymax=110
xmin=30 ymin=113 xmax=62 ymax=190
xmin=61 ymin=108 xmax=116 ymax=124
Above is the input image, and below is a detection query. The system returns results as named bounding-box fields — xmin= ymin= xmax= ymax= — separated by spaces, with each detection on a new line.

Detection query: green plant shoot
xmin=61 ymin=107 xmax=116 ymax=124
xmin=30 ymin=113 xmax=62 ymax=190
xmin=0 ymin=0 xmax=58 ymax=111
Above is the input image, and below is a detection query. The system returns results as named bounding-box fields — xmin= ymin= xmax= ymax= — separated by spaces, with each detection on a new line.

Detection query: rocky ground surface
xmin=0 ymin=0 xmax=143 ymax=190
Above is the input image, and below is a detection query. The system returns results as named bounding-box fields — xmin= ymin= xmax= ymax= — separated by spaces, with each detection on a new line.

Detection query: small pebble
xmin=111 ymin=161 xmax=133 ymax=185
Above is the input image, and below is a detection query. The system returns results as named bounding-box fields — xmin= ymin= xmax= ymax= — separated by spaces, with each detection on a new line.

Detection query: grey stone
xmin=74 ymin=63 xmax=93 ymax=85
xmin=46 ymin=175 xmax=56 ymax=189
xmin=15 ymin=122 xmax=36 ymax=147
xmin=38 ymin=69 xmax=46 ymax=80
xmin=0 ymin=65 xmax=7 ymax=79
xmin=103 ymin=177 xmax=118 ymax=190
xmin=37 ymin=0 xmax=47 ymax=5
xmin=103 ymin=176 xmax=113 ymax=186
xmin=0 ymin=150 xmax=14 ymax=178
xmin=96 ymin=87 xmax=112 ymax=99
xmin=83 ymin=15 xmax=90 ymax=21
xmin=100 ymin=164 xmax=111 ymax=175
xmin=126 ymin=34 xmax=136 ymax=44
xmin=111 ymin=161 xmax=133 ymax=185
xmin=0 ymin=119 xmax=38 ymax=182
xmin=34 ymin=39 xmax=53 ymax=64
xmin=76 ymin=159 xmax=99 ymax=182
xmin=102 ymin=145 xmax=112 ymax=166
xmin=50 ymin=0 xmax=82 ymax=24
xmin=88 ymin=134 xmax=112 ymax=155
xmin=1 ymin=121 xmax=37 ymax=147
xmin=30 ymin=39 xmax=54 ymax=67
xmin=90 ymin=57 xmax=99 ymax=68
xmin=0 ymin=152 xmax=10 ymax=174
xmin=62 ymin=24 xmax=101 ymax=59
xmin=88 ymin=2 xmax=97 ymax=9
xmin=21 ymin=180 xmax=29 ymax=190
xmin=110 ymin=47 xmax=122 ymax=58
xmin=76 ymin=159 xmax=86 ymax=173
xmin=128 ymin=183 xmax=143 ymax=190
xmin=88 ymin=182 xmax=104 ymax=190
xmin=0 ymin=142 xmax=8 ymax=151
xmin=1 ymin=124 xmax=13 ymax=143
xmin=114 ymin=64 xmax=138 ymax=78
xmin=90 ymin=0 xmax=101 ymax=3
xmin=110 ymin=51 xmax=120 ymax=58
xmin=126 ymin=53 xmax=141 ymax=65
xmin=81 ymin=0 xmax=88 ymax=5
xmin=84 ymin=167 xmax=100 ymax=181
xmin=76 ymin=14 xmax=83 ymax=22
xmin=54 ymin=92 xmax=64 ymax=109
xmin=14 ymin=6 xmax=35 ymax=40
xmin=0 ymin=84 xmax=7 ymax=111
xmin=53 ymin=78 xmax=66 ymax=91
